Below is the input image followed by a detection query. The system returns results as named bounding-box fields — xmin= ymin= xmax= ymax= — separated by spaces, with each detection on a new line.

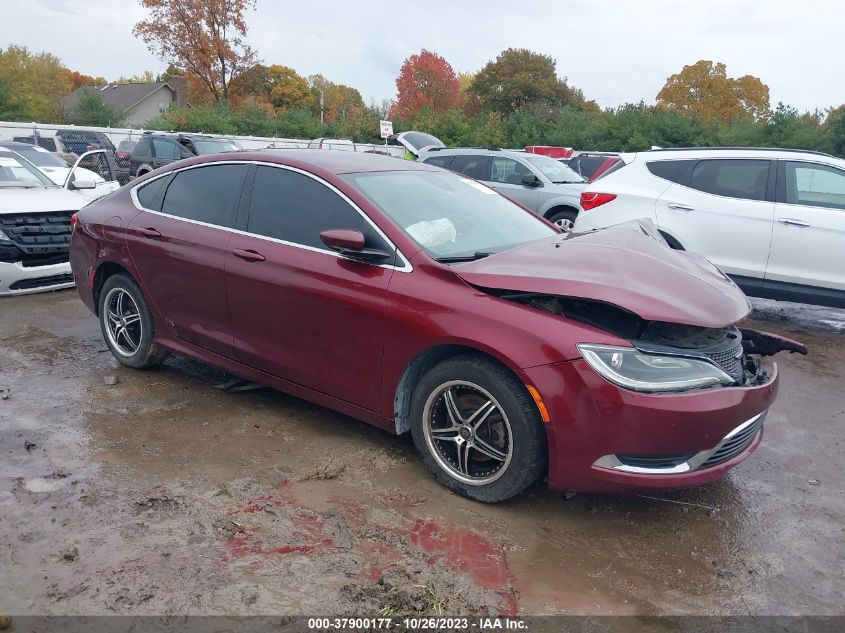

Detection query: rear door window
xmin=646 ymin=160 xmax=695 ymax=185
xmin=153 ymin=138 xmax=182 ymax=160
xmin=133 ymin=137 xmax=152 ymax=159
xmin=423 ymin=155 xmax=453 ymax=169
xmin=689 ymin=160 xmax=771 ymax=201
xmin=160 ymin=164 xmax=246 ymax=227
xmin=136 ymin=175 xmax=171 ymax=211
xmin=449 ymin=155 xmax=490 ymax=180
xmin=782 ymin=161 xmax=845 ymax=210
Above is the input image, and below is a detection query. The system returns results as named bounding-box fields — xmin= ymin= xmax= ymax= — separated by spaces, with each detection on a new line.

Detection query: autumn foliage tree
xmin=133 ymin=0 xmax=257 ymax=104
xmin=392 ymin=49 xmax=460 ymax=120
xmin=657 ymin=60 xmax=771 ymax=123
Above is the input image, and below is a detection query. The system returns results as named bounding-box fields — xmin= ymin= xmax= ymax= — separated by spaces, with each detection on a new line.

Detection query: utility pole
xmin=320 ymin=89 xmax=324 ymax=125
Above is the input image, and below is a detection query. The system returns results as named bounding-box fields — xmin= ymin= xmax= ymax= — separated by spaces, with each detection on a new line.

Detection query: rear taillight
xmin=580 ymin=192 xmax=617 ymax=211
xmin=70 ymin=212 xmax=78 ymax=233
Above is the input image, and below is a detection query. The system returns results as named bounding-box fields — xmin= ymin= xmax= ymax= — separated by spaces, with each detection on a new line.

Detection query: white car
xmin=0 ymin=142 xmax=120 ymax=200
xmin=0 ymin=149 xmax=93 ymax=296
xmin=573 ymin=147 xmax=845 ymax=308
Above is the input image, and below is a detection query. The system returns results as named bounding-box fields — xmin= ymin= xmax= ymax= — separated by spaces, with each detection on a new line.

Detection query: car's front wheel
xmin=98 ymin=274 xmax=170 ymax=369
xmin=410 ymin=355 xmax=547 ymax=502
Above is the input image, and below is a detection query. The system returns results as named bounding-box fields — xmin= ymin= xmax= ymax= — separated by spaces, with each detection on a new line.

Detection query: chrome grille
xmin=703 ymin=341 xmax=744 ymax=382
xmin=700 ymin=413 xmax=765 ymax=469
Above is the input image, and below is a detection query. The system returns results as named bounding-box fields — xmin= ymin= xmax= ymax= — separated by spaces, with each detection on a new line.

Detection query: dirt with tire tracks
xmin=0 ymin=290 xmax=843 ymax=616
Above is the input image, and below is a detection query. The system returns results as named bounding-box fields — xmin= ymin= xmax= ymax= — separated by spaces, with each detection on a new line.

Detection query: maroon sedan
xmin=69 ymin=150 xmax=803 ymax=502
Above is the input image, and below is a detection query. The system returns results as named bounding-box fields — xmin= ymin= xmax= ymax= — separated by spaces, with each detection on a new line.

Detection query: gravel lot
xmin=1 ymin=290 xmax=843 ymax=617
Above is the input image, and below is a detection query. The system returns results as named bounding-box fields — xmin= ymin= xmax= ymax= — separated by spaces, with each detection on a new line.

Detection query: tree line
xmin=1 ymin=0 xmax=843 ymax=156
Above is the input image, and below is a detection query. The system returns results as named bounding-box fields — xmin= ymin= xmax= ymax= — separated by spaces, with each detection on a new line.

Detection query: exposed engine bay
xmin=497 ymin=292 xmax=808 ymax=387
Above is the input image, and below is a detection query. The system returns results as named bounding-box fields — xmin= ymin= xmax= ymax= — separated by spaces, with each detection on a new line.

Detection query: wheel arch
xmin=392 ymin=344 xmax=529 ymax=436
xmin=92 ymin=261 xmax=134 ymax=315
xmin=542 ymin=204 xmax=580 ymax=221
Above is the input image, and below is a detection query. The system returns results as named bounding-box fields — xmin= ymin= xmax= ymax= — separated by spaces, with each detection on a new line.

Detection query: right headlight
xmin=577 ymin=343 xmax=735 ymax=392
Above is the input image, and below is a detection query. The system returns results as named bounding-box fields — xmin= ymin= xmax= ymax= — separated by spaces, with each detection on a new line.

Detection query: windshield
xmin=343 ymin=170 xmax=556 ymax=260
xmin=8 ymin=145 xmax=67 ymax=168
xmin=191 ymin=139 xmax=240 ymax=155
xmin=0 ymin=153 xmax=56 ymax=188
xmin=523 ymin=154 xmax=584 ymax=184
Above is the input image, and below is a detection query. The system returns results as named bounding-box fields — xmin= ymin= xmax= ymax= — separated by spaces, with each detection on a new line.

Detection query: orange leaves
xmin=656 ymin=60 xmax=771 ymax=123
xmin=133 ymin=0 xmax=258 ymax=103
xmin=393 ymin=49 xmax=460 ymax=120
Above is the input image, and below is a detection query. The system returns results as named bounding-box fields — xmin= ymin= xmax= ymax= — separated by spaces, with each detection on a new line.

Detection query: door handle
xmin=137 ymin=227 xmax=161 ymax=239
xmin=778 ymin=218 xmax=810 ymax=227
xmin=667 ymin=202 xmax=694 ymax=211
xmin=232 ymin=248 xmax=266 ymax=262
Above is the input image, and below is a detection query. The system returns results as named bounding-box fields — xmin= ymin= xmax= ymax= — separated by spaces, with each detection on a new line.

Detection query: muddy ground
xmin=0 ymin=291 xmax=843 ymax=617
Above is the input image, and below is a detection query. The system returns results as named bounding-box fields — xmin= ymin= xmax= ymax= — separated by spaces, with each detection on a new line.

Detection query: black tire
xmin=547 ymin=209 xmax=578 ymax=231
xmin=98 ymin=273 xmax=169 ymax=369
xmin=136 ymin=165 xmax=152 ymax=178
xmin=409 ymin=355 xmax=547 ymax=503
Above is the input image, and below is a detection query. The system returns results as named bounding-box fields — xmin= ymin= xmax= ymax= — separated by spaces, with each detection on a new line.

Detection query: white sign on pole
xmin=379 ymin=120 xmax=394 ymax=139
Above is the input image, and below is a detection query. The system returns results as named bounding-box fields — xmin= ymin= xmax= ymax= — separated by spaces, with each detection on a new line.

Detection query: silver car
xmin=418 ymin=148 xmax=586 ymax=229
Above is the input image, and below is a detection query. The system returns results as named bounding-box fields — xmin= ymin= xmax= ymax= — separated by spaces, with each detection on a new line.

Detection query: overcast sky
xmin=2 ymin=0 xmax=842 ymax=112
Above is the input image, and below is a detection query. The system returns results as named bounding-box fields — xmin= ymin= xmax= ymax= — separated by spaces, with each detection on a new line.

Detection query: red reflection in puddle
xmin=407 ymin=519 xmax=518 ymax=616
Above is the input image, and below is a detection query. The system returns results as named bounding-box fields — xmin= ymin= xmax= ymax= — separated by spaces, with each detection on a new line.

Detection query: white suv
xmin=573 ymin=148 xmax=845 ymax=308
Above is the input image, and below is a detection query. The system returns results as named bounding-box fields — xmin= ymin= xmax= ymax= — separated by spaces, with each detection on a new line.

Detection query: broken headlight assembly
xmin=577 ymin=344 xmax=735 ymax=392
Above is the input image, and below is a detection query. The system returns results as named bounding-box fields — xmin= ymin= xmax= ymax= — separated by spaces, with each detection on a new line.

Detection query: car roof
xmin=422 ymin=147 xmax=525 ymax=158
xmin=211 ymin=149 xmax=443 ymax=175
xmin=637 ymin=147 xmax=839 ymax=160
xmin=0 ymin=142 xmax=38 ymax=149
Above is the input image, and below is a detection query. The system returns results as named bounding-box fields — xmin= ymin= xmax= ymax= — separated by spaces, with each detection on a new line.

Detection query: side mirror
xmin=320 ymin=229 xmax=393 ymax=263
xmin=71 ymin=179 xmax=96 ymax=190
xmin=320 ymin=228 xmax=365 ymax=251
xmin=521 ymin=173 xmax=542 ymax=187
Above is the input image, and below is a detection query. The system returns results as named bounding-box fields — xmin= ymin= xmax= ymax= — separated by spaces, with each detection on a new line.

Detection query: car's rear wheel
xmin=410 ymin=355 xmax=547 ymax=503
xmin=98 ymin=274 xmax=169 ymax=369
xmin=548 ymin=209 xmax=577 ymax=231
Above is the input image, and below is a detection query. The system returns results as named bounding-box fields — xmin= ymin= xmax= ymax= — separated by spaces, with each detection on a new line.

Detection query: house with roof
xmin=61 ymin=82 xmax=177 ymax=127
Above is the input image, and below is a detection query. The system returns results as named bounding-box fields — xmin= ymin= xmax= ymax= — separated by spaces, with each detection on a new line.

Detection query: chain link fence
xmin=0 ymin=121 xmax=405 ymax=187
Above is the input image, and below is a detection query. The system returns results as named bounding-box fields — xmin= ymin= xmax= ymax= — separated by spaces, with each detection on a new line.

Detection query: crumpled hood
xmin=0 ymin=187 xmax=89 ymax=214
xmin=454 ymin=220 xmax=751 ymax=328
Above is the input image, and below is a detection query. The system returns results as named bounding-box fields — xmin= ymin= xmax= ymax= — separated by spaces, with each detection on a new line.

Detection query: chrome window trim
xmin=129 ymin=160 xmax=413 ymax=273
xmin=591 ymin=411 xmax=766 ymax=475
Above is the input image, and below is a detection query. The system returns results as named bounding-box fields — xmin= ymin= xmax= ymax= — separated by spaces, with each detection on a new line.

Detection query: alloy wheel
xmin=422 ymin=380 xmax=513 ymax=486
xmin=103 ymin=287 xmax=143 ymax=357
xmin=554 ymin=217 xmax=574 ymax=231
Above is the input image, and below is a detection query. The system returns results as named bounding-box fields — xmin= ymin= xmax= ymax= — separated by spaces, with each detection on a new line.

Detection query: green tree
xmin=0 ymin=80 xmax=28 ymax=121
xmin=0 ymin=44 xmax=69 ymax=121
xmin=69 ymin=89 xmax=127 ymax=126
xmin=470 ymin=49 xmax=572 ymax=115
xmin=825 ymin=105 xmax=845 ymax=156
xmin=266 ymin=65 xmax=313 ymax=111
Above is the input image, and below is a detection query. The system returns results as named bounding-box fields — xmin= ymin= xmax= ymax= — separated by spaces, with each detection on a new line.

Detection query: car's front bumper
xmin=523 ymin=358 xmax=778 ymax=494
xmin=0 ymin=260 xmax=75 ymax=296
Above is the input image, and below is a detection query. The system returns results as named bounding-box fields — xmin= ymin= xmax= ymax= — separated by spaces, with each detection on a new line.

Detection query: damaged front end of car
xmin=499 ymin=292 xmax=805 ymax=393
